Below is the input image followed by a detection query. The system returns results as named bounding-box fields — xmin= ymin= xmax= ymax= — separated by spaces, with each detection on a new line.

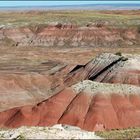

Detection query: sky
xmin=0 ymin=1 xmax=140 ymax=7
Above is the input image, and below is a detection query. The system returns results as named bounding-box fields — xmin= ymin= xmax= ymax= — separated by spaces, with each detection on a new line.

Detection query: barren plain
xmin=0 ymin=10 xmax=140 ymax=139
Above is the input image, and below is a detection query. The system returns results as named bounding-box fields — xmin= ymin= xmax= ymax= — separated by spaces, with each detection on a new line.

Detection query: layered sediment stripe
xmin=0 ymin=80 xmax=140 ymax=131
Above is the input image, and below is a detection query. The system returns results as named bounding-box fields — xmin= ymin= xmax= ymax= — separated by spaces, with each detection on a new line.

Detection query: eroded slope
xmin=0 ymin=80 xmax=140 ymax=131
xmin=0 ymin=53 xmax=140 ymax=131
xmin=0 ymin=24 xmax=139 ymax=48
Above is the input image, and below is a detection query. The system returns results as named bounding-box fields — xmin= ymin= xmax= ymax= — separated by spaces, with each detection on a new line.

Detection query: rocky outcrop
xmin=0 ymin=53 xmax=140 ymax=131
xmin=64 ymin=53 xmax=140 ymax=86
xmin=0 ymin=124 xmax=102 ymax=139
xmin=64 ymin=53 xmax=123 ymax=86
xmin=94 ymin=55 xmax=140 ymax=86
xmin=0 ymin=24 xmax=139 ymax=47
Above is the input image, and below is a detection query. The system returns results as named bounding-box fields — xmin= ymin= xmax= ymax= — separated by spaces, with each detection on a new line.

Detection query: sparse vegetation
xmin=0 ymin=10 xmax=140 ymax=28
xmin=115 ymin=52 xmax=129 ymax=61
xmin=115 ymin=51 xmax=122 ymax=56
xmin=28 ymin=24 xmax=48 ymax=33
xmin=95 ymin=127 xmax=140 ymax=139
xmin=16 ymin=134 xmax=26 ymax=140
xmin=138 ymin=25 xmax=140 ymax=33
xmin=1 ymin=37 xmax=16 ymax=47
xmin=122 ymin=56 xmax=129 ymax=61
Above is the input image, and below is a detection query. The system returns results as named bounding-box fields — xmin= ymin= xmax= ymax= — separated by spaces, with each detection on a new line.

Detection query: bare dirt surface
xmin=0 ymin=10 xmax=140 ymax=48
xmin=0 ymin=25 xmax=139 ymax=48
xmin=0 ymin=52 xmax=140 ymax=133
xmin=0 ymin=124 xmax=102 ymax=139
xmin=0 ymin=9 xmax=140 ymax=139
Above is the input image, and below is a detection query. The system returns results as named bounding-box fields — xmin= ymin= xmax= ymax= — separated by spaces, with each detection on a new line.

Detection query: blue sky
xmin=0 ymin=1 xmax=140 ymax=7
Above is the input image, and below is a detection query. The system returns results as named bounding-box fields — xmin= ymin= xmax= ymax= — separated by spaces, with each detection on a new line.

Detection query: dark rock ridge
xmin=64 ymin=53 xmax=140 ymax=86
xmin=0 ymin=53 xmax=140 ymax=131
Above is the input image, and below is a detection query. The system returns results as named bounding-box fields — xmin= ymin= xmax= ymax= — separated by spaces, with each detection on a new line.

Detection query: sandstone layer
xmin=0 ymin=24 xmax=139 ymax=47
xmin=64 ymin=53 xmax=140 ymax=86
xmin=0 ymin=80 xmax=140 ymax=131
xmin=0 ymin=53 xmax=140 ymax=131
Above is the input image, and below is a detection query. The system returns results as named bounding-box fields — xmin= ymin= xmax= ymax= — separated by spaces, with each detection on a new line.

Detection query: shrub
xmin=29 ymin=24 xmax=48 ymax=34
xmin=121 ymin=57 xmax=128 ymax=61
xmin=137 ymin=25 xmax=140 ymax=34
xmin=115 ymin=52 xmax=122 ymax=56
